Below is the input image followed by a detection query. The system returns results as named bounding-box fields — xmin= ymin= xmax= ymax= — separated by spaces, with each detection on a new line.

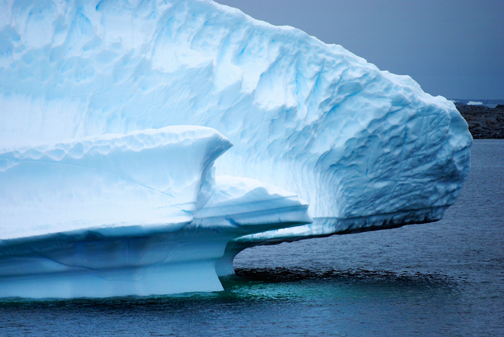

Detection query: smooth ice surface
xmin=0 ymin=126 xmax=311 ymax=298
xmin=195 ymin=175 xmax=311 ymax=229
xmin=0 ymin=126 xmax=231 ymax=239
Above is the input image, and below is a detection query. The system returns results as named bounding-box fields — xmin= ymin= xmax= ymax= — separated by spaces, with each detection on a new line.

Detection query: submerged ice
xmin=0 ymin=0 xmax=471 ymax=297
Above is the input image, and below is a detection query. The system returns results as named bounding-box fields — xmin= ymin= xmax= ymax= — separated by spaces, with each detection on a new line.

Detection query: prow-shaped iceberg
xmin=0 ymin=0 xmax=471 ymax=297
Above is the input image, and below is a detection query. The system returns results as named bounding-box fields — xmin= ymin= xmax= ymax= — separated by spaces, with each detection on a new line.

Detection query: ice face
xmin=0 ymin=126 xmax=232 ymax=239
xmin=0 ymin=127 xmax=311 ymax=298
xmin=0 ymin=0 xmax=472 ymax=297
xmin=0 ymin=0 xmax=471 ymax=226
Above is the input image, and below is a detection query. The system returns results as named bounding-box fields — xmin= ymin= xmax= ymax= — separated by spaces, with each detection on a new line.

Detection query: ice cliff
xmin=0 ymin=0 xmax=471 ymax=297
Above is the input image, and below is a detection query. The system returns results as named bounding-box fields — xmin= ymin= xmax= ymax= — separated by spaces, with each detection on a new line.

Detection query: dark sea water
xmin=1 ymin=140 xmax=503 ymax=336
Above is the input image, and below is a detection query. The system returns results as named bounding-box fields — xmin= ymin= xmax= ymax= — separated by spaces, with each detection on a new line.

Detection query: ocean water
xmin=1 ymin=139 xmax=503 ymax=336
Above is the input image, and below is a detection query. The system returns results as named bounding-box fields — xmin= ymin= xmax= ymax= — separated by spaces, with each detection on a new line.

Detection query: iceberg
xmin=0 ymin=0 xmax=471 ymax=297
xmin=0 ymin=126 xmax=311 ymax=297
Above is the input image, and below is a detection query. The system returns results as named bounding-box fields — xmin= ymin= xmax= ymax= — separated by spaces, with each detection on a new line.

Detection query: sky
xmin=216 ymin=0 xmax=504 ymax=100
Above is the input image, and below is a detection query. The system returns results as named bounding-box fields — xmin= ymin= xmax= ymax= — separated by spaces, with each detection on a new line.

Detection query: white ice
xmin=0 ymin=126 xmax=311 ymax=298
xmin=0 ymin=0 xmax=472 ymax=297
xmin=0 ymin=126 xmax=231 ymax=239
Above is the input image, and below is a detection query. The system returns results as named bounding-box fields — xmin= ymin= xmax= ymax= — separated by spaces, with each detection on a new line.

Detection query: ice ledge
xmin=214 ymin=206 xmax=448 ymax=276
xmin=0 ymin=126 xmax=312 ymax=298
xmin=0 ymin=217 xmax=311 ymax=299
xmin=233 ymin=206 xmax=449 ymax=245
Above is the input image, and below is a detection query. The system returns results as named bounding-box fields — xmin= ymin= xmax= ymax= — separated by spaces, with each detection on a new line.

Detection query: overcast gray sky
xmin=216 ymin=0 xmax=504 ymax=100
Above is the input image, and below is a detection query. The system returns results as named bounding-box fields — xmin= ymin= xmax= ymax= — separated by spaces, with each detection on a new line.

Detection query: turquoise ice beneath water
xmin=0 ymin=0 xmax=471 ymax=297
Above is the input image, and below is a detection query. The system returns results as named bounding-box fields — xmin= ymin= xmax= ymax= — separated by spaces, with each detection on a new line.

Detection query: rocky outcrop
xmin=456 ymin=103 xmax=504 ymax=139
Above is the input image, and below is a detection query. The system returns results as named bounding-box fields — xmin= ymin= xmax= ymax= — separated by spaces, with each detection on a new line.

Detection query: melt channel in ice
xmin=0 ymin=0 xmax=472 ymax=297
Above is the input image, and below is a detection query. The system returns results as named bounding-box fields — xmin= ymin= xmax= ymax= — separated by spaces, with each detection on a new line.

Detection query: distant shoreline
xmin=455 ymin=103 xmax=504 ymax=139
